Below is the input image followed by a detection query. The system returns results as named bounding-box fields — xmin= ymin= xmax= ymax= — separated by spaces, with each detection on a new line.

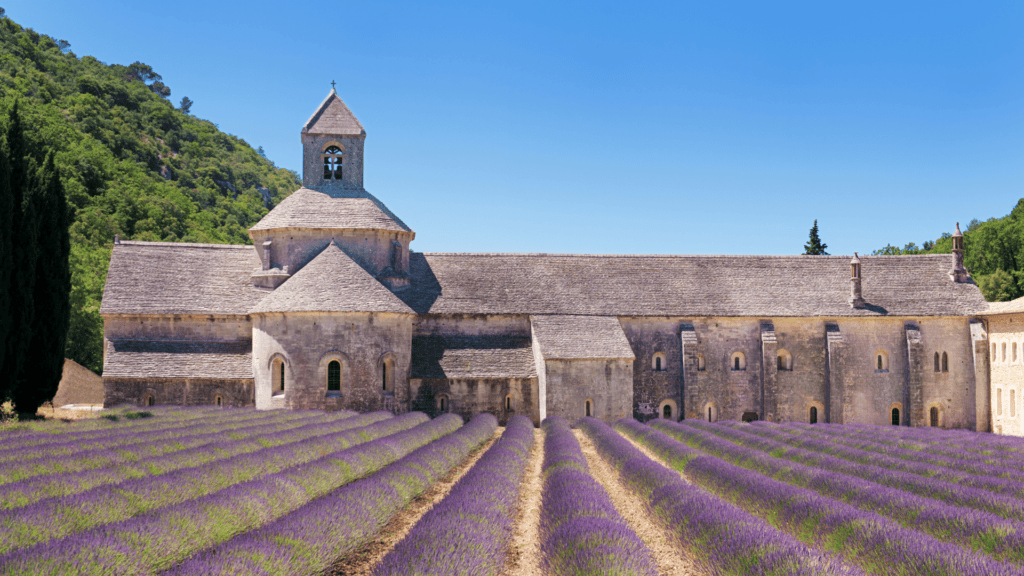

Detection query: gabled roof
xmin=302 ymin=89 xmax=364 ymax=136
xmin=396 ymin=253 xmax=989 ymax=318
xmin=411 ymin=335 xmax=537 ymax=379
xmin=103 ymin=340 xmax=253 ymax=380
xmin=250 ymin=242 xmax=414 ymax=315
xmin=249 ymin=187 xmax=412 ymax=233
xmin=531 ymin=315 xmax=635 ymax=360
xmin=100 ymin=242 xmax=266 ymax=316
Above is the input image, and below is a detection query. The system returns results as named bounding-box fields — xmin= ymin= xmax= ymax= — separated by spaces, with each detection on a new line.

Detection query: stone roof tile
xmin=100 ymin=242 xmax=265 ymax=316
xmin=103 ymin=340 xmax=253 ymax=379
xmin=397 ymin=253 xmax=988 ymax=317
xmin=249 ymin=187 xmax=411 ymax=233
xmin=302 ymin=90 xmax=364 ymax=136
xmin=250 ymin=242 xmax=414 ymax=315
xmin=411 ymin=335 xmax=536 ymax=379
xmin=531 ymin=315 xmax=635 ymax=359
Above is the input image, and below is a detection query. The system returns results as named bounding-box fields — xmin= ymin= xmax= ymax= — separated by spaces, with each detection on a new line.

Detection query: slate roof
xmin=983 ymin=297 xmax=1024 ymax=316
xmin=397 ymin=253 xmax=989 ymax=318
xmin=249 ymin=187 xmax=412 ymax=233
xmin=100 ymin=242 xmax=265 ymax=316
xmin=250 ymin=242 xmax=414 ymax=315
xmin=103 ymin=340 xmax=253 ymax=379
xmin=531 ymin=315 xmax=635 ymax=360
xmin=410 ymin=335 xmax=537 ymax=379
xmin=303 ymin=89 xmax=364 ymax=136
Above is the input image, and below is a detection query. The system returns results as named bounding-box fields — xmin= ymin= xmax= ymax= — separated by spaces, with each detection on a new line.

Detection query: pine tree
xmin=804 ymin=219 xmax=829 ymax=255
xmin=13 ymin=153 xmax=70 ymax=413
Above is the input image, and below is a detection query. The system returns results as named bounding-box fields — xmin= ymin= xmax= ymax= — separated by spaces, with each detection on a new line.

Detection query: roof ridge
xmin=414 ymin=251 xmax=950 ymax=259
xmin=117 ymin=241 xmax=252 ymax=250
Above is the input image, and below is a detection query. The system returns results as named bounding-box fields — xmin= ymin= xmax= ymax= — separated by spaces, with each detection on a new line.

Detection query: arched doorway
xmin=891 ymin=407 xmax=900 ymax=426
xmin=930 ymin=406 xmax=939 ymax=427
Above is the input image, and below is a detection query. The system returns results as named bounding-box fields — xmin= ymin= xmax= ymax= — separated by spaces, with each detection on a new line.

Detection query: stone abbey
xmin=102 ymin=89 xmax=1009 ymax=431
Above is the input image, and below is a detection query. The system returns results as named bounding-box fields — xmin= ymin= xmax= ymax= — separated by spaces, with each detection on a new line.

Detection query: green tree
xmin=803 ymin=220 xmax=829 ymax=255
xmin=0 ymin=121 xmax=11 ymax=402
xmin=12 ymin=152 xmax=71 ymax=414
xmin=977 ymin=269 xmax=1017 ymax=302
xmin=179 ymin=96 xmax=192 ymax=114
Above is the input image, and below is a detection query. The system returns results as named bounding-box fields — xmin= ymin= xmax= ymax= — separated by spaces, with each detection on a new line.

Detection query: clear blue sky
xmin=7 ymin=1 xmax=1024 ymax=255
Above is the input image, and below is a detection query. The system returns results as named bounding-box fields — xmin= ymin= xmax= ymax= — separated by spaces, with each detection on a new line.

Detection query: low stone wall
xmin=104 ymin=377 xmax=254 ymax=408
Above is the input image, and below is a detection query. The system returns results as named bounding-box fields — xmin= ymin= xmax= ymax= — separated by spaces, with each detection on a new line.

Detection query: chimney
xmin=114 ymin=234 xmax=120 ymax=244
xmin=849 ymin=252 xmax=865 ymax=309
xmin=950 ymin=222 xmax=969 ymax=283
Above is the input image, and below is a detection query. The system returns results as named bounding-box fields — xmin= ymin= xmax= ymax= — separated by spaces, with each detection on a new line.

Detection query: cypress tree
xmin=803 ymin=219 xmax=829 ymax=255
xmin=0 ymin=131 xmax=10 ymax=404
xmin=13 ymin=153 xmax=70 ymax=413
xmin=3 ymin=102 xmax=40 ymax=414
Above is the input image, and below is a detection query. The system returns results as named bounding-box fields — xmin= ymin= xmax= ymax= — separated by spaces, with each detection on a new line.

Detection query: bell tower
xmin=301 ymin=86 xmax=366 ymax=190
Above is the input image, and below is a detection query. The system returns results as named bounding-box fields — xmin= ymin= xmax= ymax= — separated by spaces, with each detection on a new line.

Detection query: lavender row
xmin=164 ymin=413 xmax=497 ymax=576
xmin=750 ymin=421 xmax=1024 ymax=490
xmin=0 ymin=406 xmax=233 ymax=450
xmin=0 ymin=413 xmax=466 ymax=576
xmin=0 ymin=407 xmax=327 ymax=465
xmin=539 ymin=416 xmax=657 ymax=576
xmin=0 ymin=410 xmax=371 ymax=510
xmin=374 ymin=414 xmax=535 ymax=576
xmin=587 ymin=418 xmax=861 ymax=576
xmin=633 ymin=420 xmax=1020 ymax=576
xmin=681 ymin=420 xmax=1024 ymax=521
xmin=0 ymin=410 xmax=348 ymax=484
xmin=807 ymin=421 xmax=1024 ymax=460
xmin=0 ymin=411 xmax=415 ymax=554
xmin=0 ymin=405 xmax=217 ymax=438
xmin=655 ymin=420 xmax=1024 ymax=563
xmin=768 ymin=421 xmax=1024 ymax=477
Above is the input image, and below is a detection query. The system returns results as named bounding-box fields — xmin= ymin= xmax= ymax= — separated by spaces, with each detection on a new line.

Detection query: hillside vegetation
xmin=0 ymin=13 xmax=300 ymax=374
xmin=874 ymin=199 xmax=1024 ymax=303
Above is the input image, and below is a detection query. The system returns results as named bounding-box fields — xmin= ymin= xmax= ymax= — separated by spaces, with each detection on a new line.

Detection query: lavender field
xmin=2 ymin=407 xmax=1024 ymax=575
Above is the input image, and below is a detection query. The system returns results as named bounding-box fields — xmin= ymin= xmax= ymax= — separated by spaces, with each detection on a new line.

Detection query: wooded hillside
xmin=0 ymin=13 xmax=300 ymax=374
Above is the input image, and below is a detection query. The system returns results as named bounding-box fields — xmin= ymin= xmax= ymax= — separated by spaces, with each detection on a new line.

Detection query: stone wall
xmin=543 ymin=358 xmax=633 ymax=423
xmin=250 ymin=227 xmax=412 ymax=280
xmin=410 ymin=377 xmax=539 ymax=425
xmin=302 ymin=134 xmax=365 ymax=190
xmin=104 ymin=377 xmax=253 ymax=408
xmin=52 ymin=359 xmax=104 ymax=407
xmin=619 ymin=318 xmax=683 ymax=421
xmin=989 ymin=314 xmax=1024 ymax=436
xmin=104 ymin=314 xmax=251 ymax=342
xmin=252 ymin=311 xmax=413 ymax=412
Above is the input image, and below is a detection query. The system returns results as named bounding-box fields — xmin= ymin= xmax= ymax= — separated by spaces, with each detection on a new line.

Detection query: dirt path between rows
xmin=501 ymin=427 xmax=545 ymax=576
xmin=574 ymin=429 xmax=708 ymax=576
xmin=327 ymin=426 xmax=502 ymax=576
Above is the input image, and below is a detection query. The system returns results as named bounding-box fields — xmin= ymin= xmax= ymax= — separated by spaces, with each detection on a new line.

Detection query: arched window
xmin=585 ymin=399 xmax=592 ymax=417
xmin=696 ymin=353 xmax=706 ymax=371
xmin=777 ymin=350 xmax=793 ymax=371
xmin=145 ymin=395 xmax=155 ymax=407
xmin=322 ymin=145 xmax=343 ymax=180
xmin=215 ymin=395 xmax=222 ymax=407
xmin=658 ymin=399 xmax=677 ymax=421
xmin=437 ymin=394 xmax=449 ymax=413
xmin=998 ymin=388 xmax=1003 ymax=416
xmin=809 ymin=406 xmax=818 ymax=424
xmin=930 ymin=406 xmax=939 ymax=427
xmin=704 ymin=402 xmax=718 ymax=423
xmin=1002 ymin=342 xmax=1007 ymax=362
xmin=381 ymin=357 xmax=395 ymax=393
xmin=993 ymin=343 xmax=998 ymax=360
xmin=1014 ymin=343 xmax=1018 ymax=363
xmin=941 ymin=352 xmax=948 ymax=372
xmin=652 ymin=352 xmax=667 ymax=372
xmin=934 ymin=352 xmax=941 ymax=373
xmin=505 ymin=394 xmax=512 ymax=412
xmin=272 ymin=358 xmax=285 ymax=395
xmin=875 ymin=350 xmax=889 ymax=372
xmin=731 ymin=352 xmax=746 ymax=371
xmin=327 ymin=360 xmax=341 ymax=392
xmin=891 ymin=407 xmax=900 ymax=426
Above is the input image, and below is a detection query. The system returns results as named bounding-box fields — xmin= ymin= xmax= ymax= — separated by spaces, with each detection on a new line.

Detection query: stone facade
xmin=100 ymin=89 xmax=1003 ymax=431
